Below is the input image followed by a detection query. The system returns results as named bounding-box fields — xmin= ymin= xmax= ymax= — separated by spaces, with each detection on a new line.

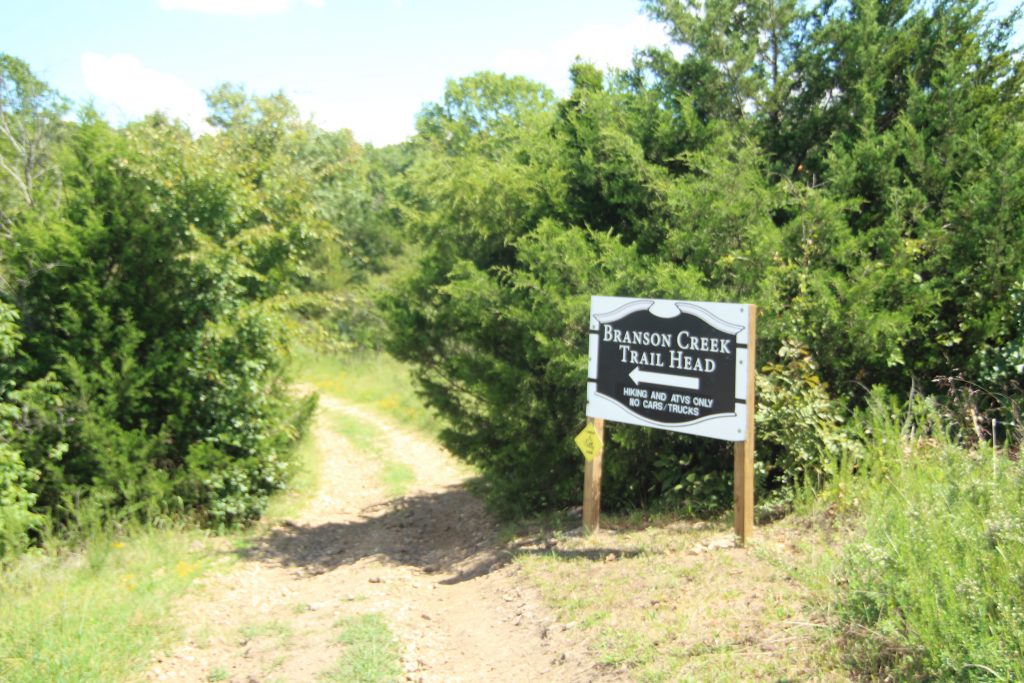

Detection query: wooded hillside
xmin=2 ymin=0 xmax=1022 ymax=546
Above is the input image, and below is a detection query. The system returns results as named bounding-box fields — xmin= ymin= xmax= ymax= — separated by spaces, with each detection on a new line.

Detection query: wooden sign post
xmin=733 ymin=305 xmax=756 ymax=543
xmin=583 ymin=297 xmax=757 ymax=544
xmin=582 ymin=418 xmax=604 ymax=533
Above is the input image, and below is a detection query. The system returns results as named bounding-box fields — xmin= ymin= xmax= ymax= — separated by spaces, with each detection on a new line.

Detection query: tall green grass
xmin=0 ymin=524 xmax=222 ymax=682
xmin=816 ymin=390 xmax=1024 ymax=680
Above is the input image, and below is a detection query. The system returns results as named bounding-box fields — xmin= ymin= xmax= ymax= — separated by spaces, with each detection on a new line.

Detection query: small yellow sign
xmin=575 ymin=422 xmax=603 ymax=461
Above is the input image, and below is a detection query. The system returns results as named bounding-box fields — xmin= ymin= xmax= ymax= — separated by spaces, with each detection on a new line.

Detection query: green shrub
xmin=0 ymin=304 xmax=41 ymax=557
xmin=383 ymin=1 xmax=1024 ymax=518
xmin=171 ymin=306 xmax=317 ymax=526
xmin=0 ymin=442 xmax=38 ymax=557
xmin=756 ymin=340 xmax=855 ymax=490
xmin=828 ymin=390 xmax=1024 ymax=680
xmin=975 ymin=280 xmax=1024 ymax=391
xmin=0 ymin=65 xmax=334 ymax=537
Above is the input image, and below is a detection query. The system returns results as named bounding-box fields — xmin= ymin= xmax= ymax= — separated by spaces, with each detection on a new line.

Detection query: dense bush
xmin=825 ymin=390 xmax=1024 ymax=680
xmin=756 ymin=340 xmax=855 ymax=489
xmin=0 ymin=60 xmax=381 ymax=541
xmin=384 ymin=0 xmax=1024 ymax=514
xmin=0 ymin=304 xmax=40 ymax=555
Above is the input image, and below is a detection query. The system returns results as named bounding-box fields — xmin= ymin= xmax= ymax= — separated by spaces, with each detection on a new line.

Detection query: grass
xmin=320 ymin=613 xmax=403 ymax=683
xmin=516 ymin=392 xmax=1024 ymax=681
xmin=514 ymin=513 xmax=847 ymax=682
xmin=332 ymin=412 xmax=382 ymax=453
xmin=292 ymin=346 xmax=442 ymax=436
xmin=0 ymin=524 xmax=226 ymax=683
xmin=264 ymin=425 xmax=323 ymax=520
xmin=238 ymin=619 xmax=293 ymax=646
xmin=810 ymin=391 xmax=1024 ymax=681
xmin=380 ymin=462 xmax=416 ymax=498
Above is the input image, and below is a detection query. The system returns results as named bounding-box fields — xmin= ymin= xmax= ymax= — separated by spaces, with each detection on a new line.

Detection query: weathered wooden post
xmin=581 ymin=417 xmax=604 ymax=533
xmin=733 ymin=304 xmax=756 ymax=544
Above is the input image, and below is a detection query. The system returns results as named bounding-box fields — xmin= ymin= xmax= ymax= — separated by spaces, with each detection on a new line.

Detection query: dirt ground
xmin=145 ymin=392 xmax=625 ymax=683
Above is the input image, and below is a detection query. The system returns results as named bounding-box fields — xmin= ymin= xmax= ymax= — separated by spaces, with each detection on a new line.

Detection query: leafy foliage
xmin=383 ymin=0 xmax=1024 ymax=516
xmin=756 ymin=340 xmax=854 ymax=489
xmin=0 ymin=61 xmax=395 ymax=544
xmin=0 ymin=303 xmax=40 ymax=556
xmin=826 ymin=390 xmax=1024 ymax=680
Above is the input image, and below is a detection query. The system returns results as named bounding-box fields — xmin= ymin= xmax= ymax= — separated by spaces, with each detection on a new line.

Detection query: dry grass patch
xmin=515 ymin=515 xmax=849 ymax=682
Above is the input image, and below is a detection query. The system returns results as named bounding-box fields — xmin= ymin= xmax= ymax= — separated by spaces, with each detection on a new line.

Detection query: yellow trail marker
xmin=575 ymin=421 xmax=603 ymax=461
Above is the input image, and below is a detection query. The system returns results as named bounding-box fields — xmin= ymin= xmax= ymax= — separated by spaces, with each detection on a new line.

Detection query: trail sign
xmin=586 ymin=296 xmax=752 ymax=442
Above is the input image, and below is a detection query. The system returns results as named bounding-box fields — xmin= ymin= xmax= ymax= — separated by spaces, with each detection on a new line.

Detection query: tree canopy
xmin=383 ymin=0 xmax=1024 ymax=512
xmin=1 ymin=0 xmax=1022 ymax=547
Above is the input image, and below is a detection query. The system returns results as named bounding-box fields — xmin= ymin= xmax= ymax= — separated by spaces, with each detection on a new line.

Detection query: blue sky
xmin=3 ymin=0 xmax=1020 ymax=146
xmin=3 ymin=0 xmax=672 ymax=145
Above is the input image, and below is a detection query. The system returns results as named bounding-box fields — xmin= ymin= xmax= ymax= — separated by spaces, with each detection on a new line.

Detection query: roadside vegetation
xmin=0 ymin=520 xmax=225 ymax=682
xmin=2 ymin=0 xmax=1023 ymax=680
xmin=819 ymin=391 xmax=1024 ymax=680
xmin=513 ymin=390 xmax=1024 ymax=681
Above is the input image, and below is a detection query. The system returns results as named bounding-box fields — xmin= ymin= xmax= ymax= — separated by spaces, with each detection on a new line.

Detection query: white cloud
xmin=493 ymin=16 xmax=675 ymax=94
xmin=81 ymin=53 xmax=213 ymax=134
xmin=158 ymin=0 xmax=323 ymax=16
xmin=289 ymin=91 xmax=417 ymax=147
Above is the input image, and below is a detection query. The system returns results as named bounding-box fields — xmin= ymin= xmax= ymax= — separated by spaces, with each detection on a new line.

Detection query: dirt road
xmin=146 ymin=392 xmax=620 ymax=682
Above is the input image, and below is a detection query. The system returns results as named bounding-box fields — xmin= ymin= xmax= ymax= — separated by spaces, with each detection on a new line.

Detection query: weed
xmin=819 ymin=391 xmax=1024 ymax=680
xmin=238 ymin=620 xmax=293 ymax=646
xmin=0 ymin=525 xmax=219 ymax=683
xmin=320 ymin=613 xmax=402 ymax=683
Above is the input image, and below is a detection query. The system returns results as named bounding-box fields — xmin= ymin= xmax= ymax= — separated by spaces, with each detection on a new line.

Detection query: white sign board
xmin=586 ymin=296 xmax=752 ymax=442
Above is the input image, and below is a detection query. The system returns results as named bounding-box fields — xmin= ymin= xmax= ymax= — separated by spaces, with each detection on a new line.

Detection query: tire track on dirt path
xmin=147 ymin=390 xmax=626 ymax=682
